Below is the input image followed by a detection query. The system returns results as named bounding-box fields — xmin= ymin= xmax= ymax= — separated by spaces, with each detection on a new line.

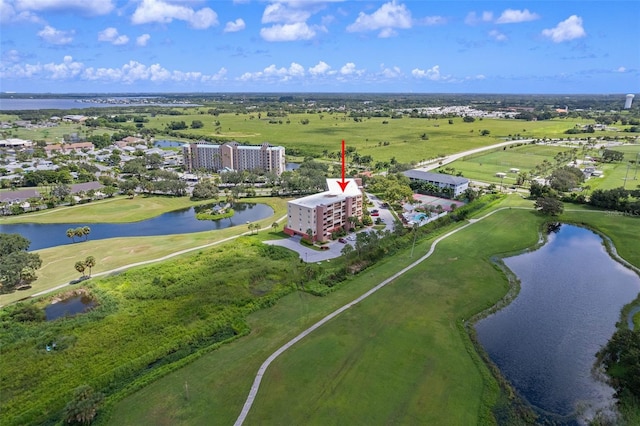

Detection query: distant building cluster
xmin=182 ymin=141 xmax=285 ymax=175
xmin=285 ymin=178 xmax=364 ymax=242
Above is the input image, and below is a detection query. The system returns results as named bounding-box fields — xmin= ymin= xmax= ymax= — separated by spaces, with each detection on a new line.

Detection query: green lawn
xmin=0 ymin=196 xmax=289 ymax=306
xmin=106 ymin=198 xmax=640 ymax=425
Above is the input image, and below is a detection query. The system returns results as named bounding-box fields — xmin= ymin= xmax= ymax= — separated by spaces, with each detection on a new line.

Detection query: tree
xmin=82 ymin=226 xmax=91 ymax=242
xmin=271 ymin=222 xmax=279 ymax=232
xmin=305 ymin=228 xmax=314 ymax=242
xmin=74 ymin=261 xmax=86 ymax=277
xmin=191 ymin=180 xmax=218 ymax=200
xmin=64 ymin=385 xmax=103 ymax=425
xmin=602 ymin=149 xmax=624 ymax=163
xmin=66 ymin=228 xmax=76 ymax=243
xmin=480 ymin=129 xmax=490 ymax=136
xmin=535 ymin=196 xmax=564 ymax=216
xmin=190 ymin=120 xmax=204 ymax=129
xmin=463 ymin=116 xmax=476 ymax=123
xmin=0 ymin=234 xmax=41 ymax=291
xmin=341 ymin=243 xmax=354 ymax=258
xmin=0 ymin=233 xmax=30 ymax=255
xmin=84 ymin=256 xmax=96 ymax=276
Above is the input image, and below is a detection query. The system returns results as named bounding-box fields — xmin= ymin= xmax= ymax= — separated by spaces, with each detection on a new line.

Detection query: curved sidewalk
xmin=234 ymin=206 xmax=521 ymax=425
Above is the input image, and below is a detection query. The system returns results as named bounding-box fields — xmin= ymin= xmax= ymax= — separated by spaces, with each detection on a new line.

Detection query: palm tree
xmin=66 ymin=228 xmax=76 ymax=243
xmin=64 ymin=385 xmax=103 ymax=426
xmin=74 ymin=227 xmax=85 ymax=241
xmin=82 ymin=226 xmax=91 ymax=241
xmin=74 ymin=261 xmax=86 ymax=277
xmin=271 ymin=222 xmax=279 ymax=232
xmin=84 ymin=256 xmax=96 ymax=277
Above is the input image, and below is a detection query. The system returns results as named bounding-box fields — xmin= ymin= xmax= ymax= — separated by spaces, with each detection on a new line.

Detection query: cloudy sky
xmin=1 ymin=0 xmax=638 ymax=94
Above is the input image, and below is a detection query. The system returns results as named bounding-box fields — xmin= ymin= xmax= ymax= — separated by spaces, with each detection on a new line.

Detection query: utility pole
xmin=623 ymin=163 xmax=631 ymax=189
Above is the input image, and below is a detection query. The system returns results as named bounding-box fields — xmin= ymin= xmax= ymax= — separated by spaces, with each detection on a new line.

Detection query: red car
xmin=338 ymin=238 xmax=347 ymax=243
xmin=371 ymin=213 xmax=379 ymax=217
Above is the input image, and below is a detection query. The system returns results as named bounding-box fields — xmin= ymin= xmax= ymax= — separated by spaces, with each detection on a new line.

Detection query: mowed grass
xmin=449 ymin=144 xmax=577 ymax=184
xmin=146 ymin=111 xmax=626 ymax=164
xmin=107 ymin=199 xmax=640 ymax=425
xmin=107 ymin=203 xmax=543 ymax=425
xmin=0 ymin=195 xmax=214 ymax=224
xmin=0 ymin=196 xmax=289 ymax=306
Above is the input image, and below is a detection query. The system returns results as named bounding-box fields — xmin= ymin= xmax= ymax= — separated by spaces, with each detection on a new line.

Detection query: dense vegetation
xmin=0 ymin=238 xmax=301 ymax=425
xmin=0 ymin=234 xmax=42 ymax=292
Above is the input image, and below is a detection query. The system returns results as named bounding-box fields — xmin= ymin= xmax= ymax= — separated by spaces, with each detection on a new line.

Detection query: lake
xmin=0 ymin=98 xmax=200 ymax=110
xmin=0 ymin=202 xmax=273 ymax=250
xmin=475 ymin=224 xmax=640 ymax=423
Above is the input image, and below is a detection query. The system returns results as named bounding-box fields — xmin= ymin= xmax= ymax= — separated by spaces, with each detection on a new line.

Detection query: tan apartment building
xmin=284 ymin=178 xmax=363 ymax=242
xmin=182 ymin=141 xmax=285 ymax=175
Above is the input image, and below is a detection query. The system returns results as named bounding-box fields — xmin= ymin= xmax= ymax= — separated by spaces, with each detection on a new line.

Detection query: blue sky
xmin=0 ymin=0 xmax=638 ymax=94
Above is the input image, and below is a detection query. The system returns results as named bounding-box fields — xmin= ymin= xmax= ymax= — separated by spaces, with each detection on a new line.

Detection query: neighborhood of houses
xmin=1 ymin=130 xmax=476 ymax=242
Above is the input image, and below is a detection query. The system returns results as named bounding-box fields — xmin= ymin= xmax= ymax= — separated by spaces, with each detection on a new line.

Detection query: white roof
xmin=290 ymin=178 xmax=362 ymax=209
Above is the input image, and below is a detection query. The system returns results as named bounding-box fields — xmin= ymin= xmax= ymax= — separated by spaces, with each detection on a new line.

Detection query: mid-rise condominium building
xmin=403 ymin=169 xmax=469 ymax=197
xmin=182 ymin=141 xmax=286 ymax=175
xmin=284 ymin=178 xmax=364 ymax=242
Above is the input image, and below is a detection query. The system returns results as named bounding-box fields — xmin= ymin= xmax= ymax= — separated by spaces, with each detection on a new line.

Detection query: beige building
xmin=183 ymin=141 xmax=285 ymax=175
xmin=285 ymin=178 xmax=363 ymax=242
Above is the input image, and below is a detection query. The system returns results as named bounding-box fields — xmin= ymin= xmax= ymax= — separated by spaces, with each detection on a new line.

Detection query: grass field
xmin=2 ymin=109 xmax=634 ymax=165
xmin=447 ymin=142 xmax=640 ymax=189
xmin=105 ymin=197 xmax=640 ymax=425
xmin=0 ymin=196 xmax=289 ymax=306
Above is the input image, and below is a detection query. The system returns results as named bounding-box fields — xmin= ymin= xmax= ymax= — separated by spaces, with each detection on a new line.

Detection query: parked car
xmin=370 ymin=209 xmax=379 ymax=213
xmin=338 ymin=238 xmax=347 ymax=243
xmin=371 ymin=213 xmax=379 ymax=217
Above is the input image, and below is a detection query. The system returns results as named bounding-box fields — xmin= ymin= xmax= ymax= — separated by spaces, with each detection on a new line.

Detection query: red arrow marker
xmin=338 ymin=139 xmax=349 ymax=192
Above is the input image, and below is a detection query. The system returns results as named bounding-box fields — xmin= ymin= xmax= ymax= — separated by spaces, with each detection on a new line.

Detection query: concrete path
xmin=233 ymin=206 xmax=528 ymax=425
xmin=416 ymin=139 xmax=533 ymax=171
xmin=29 ymin=215 xmax=288 ymax=300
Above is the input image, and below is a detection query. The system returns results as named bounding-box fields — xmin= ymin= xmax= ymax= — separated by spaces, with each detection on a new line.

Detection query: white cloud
xmin=240 ymin=62 xmax=307 ymax=82
xmin=262 ymin=2 xmax=311 ymax=24
xmin=340 ymin=62 xmax=364 ymax=76
xmin=15 ymin=0 xmax=114 ymax=16
xmin=98 ymin=27 xmax=129 ymax=45
xmin=617 ymin=66 xmax=626 ymax=73
xmin=136 ymin=34 xmax=151 ymax=47
xmin=37 ymin=25 xmax=74 ymax=45
xmin=1 ymin=1 xmax=44 ymax=24
xmin=346 ymin=0 xmax=412 ymax=37
xmin=1 ymin=49 xmax=22 ymax=63
xmin=131 ymin=0 xmax=218 ymax=29
xmin=496 ymin=9 xmax=540 ymax=24
xmin=380 ymin=65 xmax=402 ymax=78
xmin=1 ymin=55 xmax=227 ymax=84
xmin=309 ymin=61 xmax=332 ymax=76
xmin=542 ymin=15 xmax=586 ymax=43
xmin=411 ymin=65 xmax=449 ymax=81
xmin=43 ymin=55 xmax=84 ymax=79
xmin=489 ymin=29 xmax=507 ymax=42
xmin=224 ymin=18 xmax=246 ymax=33
xmin=464 ymin=11 xmax=493 ymax=26
xmin=260 ymin=22 xmax=316 ymax=41
xmin=420 ymin=16 xmax=446 ymax=26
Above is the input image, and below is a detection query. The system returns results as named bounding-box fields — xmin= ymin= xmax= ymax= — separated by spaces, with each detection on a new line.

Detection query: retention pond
xmin=475 ymin=224 xmax=640 ymax=423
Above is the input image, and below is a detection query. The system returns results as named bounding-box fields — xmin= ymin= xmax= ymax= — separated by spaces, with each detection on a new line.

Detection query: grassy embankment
xmin=0 ymin=196 xmax=289 ymax=306
xmin=107 ymin=197 xmax=640 ymax=425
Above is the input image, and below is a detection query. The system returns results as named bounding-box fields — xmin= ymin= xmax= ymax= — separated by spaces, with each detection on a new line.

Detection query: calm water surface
xmin=45 ymin=295 xmax=95 ymax=321
xmin=476 ymin=225 xmax=640 ymax=423
xmin=0 ymin=202 xmax=273 ymax=250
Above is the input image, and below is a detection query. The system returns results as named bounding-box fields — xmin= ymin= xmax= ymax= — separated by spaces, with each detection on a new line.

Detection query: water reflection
xmin=476 ymin=225 xmax=640 ymax=422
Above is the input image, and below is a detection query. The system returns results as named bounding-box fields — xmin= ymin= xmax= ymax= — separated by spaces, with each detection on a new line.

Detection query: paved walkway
xmin=29 ymin=215 xmax=288 ymax=299
xmin=233 ymin=206 xmax=530 ymax=425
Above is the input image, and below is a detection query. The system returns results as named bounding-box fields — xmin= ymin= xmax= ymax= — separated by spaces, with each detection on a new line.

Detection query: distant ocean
xmin=0 ymin=98 xmax=200 ymax=111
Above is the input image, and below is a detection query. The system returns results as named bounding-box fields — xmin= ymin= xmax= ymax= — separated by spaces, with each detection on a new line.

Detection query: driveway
xmin=264 ymin=235 xmax=346 ymax=263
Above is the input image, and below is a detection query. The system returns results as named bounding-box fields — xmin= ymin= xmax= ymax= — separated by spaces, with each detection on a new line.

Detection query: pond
xmin=475 ymin=224 xmax=640 ymax=423
xmin=286 ymin=162 xmax=300 ymax=171
xmin=154 ymin=139 xmax=186 ymax=148
xmin=45 ymin=294 xmax=95 ymax=321
xmin=0 ymin=202 xmax=273 ymax=250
